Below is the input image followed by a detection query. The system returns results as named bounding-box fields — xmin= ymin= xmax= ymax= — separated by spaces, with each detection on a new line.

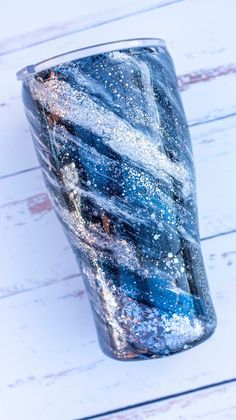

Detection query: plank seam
xmin=0 ymin=0 xmax=184 ymax=57
xmin=77 ymin=377 xmax=236 ymax=419
xmin=1 ymin=111 xmax=235 ymax=182
xmin=0 ymin=273 xmax=80 ymax=301
xmin=189 ymin=112 xmax=236 ymax=128
xmin=0 ymin=228 xmax=235 ymax=301
xmin=201 ymin=229 xmax=236 ymax=242
xmin=0 ymin=166 xmax=40 ymax=181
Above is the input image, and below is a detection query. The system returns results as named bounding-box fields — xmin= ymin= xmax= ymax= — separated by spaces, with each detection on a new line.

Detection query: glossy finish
xmin=20 ymin=41 xmax=216 ymax=360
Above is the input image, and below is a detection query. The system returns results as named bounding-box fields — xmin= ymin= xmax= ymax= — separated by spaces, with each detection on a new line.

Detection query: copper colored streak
xmin=27 ymin=193 xmax=53 ymax=215
xmin=102 ymin=214 xmax=111 ymax=234
xmin=47 ymin=113 xmax=60 ymax=124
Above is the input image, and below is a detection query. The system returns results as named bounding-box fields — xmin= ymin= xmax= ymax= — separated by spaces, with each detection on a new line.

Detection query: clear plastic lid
xmin=16 ymin=37 xmax=166 ymax=81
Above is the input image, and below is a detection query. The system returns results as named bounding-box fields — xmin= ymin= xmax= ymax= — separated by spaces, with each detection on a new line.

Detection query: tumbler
xmin=17 ymin=38 xmax=217 ymax=360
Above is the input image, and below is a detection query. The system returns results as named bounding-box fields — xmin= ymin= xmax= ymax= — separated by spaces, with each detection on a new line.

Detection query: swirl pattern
xmin=21 ymin=42 xmax=217 ymax=360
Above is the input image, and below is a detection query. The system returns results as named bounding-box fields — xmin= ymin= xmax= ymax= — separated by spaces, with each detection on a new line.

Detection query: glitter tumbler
xmin=17 ymin=39 xmax=217 ymax=360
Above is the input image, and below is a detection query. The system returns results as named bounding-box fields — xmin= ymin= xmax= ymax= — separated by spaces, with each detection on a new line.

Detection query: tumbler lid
xmin=16 ymin=38 xmax=166 ymax=81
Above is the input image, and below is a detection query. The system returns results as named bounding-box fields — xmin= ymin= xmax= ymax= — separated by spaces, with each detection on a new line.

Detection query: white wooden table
xmin=0 ymin=1 xmax=236 ymax=419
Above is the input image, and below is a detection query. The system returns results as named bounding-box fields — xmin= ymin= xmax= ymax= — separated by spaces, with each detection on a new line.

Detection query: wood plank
xmin=1 ymin=67 xmax=235 ymax=179
xmin=98 ymin=381 xmax=236 ymax=419
xmin=193 ymin=116 xmax=236 ymax=239
xmin=0 ymin=231 xmax=235 ymax=420
xmin=0 ymin=2 xmax=235 ymax=419
xmin=0 ymin=169 xmax=79 ymax=298
xmin=1 ymin=115 xmax=235 ymax=297
xmin=2 ymin=0 xmax=235 ymax=72
xmin=1 ymin=0 xmax=236 ymax=178
xmin=0 ymin=0 xmax=181 ymax=55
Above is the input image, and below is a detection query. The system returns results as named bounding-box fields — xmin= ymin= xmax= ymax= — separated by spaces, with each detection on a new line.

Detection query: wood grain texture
xmin=98 ymin=381 xmax=236 ymax=419
xmin=1 ymin=69 xmax=236 ymax=178
xmin=1 ymin=115 xmax=236 ymax=298
xmin=0 ymin=0 xmax=236 ymax=418
xmin=1 ymin=0 xmax=236 ymax=178
xmin=0 ymin=0 xmax=182 ymax=55
xmin=0 ymin=231 xmax=236 ymax=419
xmin=2 ymin=0 xmax=235 ymax=73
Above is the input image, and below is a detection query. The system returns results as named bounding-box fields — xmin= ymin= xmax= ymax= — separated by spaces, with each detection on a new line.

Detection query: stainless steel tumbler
xmin=17 ymin=38 xmax=217 ymax=360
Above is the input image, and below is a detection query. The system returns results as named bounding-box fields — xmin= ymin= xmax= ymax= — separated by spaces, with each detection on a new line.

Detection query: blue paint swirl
xmin=20 ymin=42 xmax=217 ymax=360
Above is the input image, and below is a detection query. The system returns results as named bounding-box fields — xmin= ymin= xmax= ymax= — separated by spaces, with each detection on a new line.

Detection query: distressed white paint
xmin=1 ymin=69 xmax=236 ymax=179
xmin=0 ymin=0 xmax=236 ymax=419
xmin=1 ymin=0 xmax=235 ymax=72
xmin=1 ymin=0 xmax=236 ymax=178
xmin=0 ymin=0 xmax=179 ymax=55
xmin=0 ymin=233 xmax=236 ymax=419
xmin=101 ymin=381 xmax=236 ymax=419
xmin=1 ymin=116 xmax=236 ymax=298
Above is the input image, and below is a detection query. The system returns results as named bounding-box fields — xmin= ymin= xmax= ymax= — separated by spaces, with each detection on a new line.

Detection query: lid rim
xmin=16 ymin=37 xmax=166 ymax=81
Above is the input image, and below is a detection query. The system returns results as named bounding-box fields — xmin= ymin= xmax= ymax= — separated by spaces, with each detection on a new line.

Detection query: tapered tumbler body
xmin=18 ymin=40 xmax=217 ymax=360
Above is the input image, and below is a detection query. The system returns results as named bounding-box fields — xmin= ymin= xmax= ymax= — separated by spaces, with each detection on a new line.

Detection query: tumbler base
xmin=98 ymin=320 xmax=217 ymax=362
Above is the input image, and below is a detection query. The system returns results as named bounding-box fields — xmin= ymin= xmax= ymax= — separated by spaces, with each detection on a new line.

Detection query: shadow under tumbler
xmin=17 ymin=38 xmax=217 ymax=360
